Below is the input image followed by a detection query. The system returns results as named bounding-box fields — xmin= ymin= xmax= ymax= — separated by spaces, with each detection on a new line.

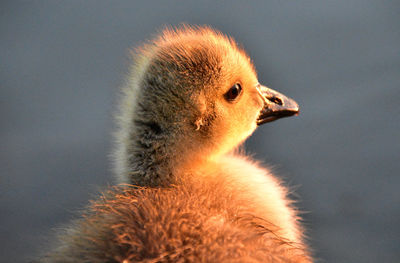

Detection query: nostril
xmin=268 ymin=96 xmax=283 ymax=106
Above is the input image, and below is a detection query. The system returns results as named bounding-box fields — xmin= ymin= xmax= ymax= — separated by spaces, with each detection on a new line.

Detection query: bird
xmin=40 ymin=26 xmax=312 ymax=262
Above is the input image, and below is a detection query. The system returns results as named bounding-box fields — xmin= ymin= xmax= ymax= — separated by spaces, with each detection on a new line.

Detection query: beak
xmin=256 ymin=84 xmax=299 ymax=125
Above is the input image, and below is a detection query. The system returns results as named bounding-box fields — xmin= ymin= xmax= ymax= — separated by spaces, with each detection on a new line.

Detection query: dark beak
xmin=256 ymin=84 xmax=299 ymax=125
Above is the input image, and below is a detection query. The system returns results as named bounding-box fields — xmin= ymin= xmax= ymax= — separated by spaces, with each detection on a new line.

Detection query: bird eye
xmin=224 ymin=83 xmax=242 ymax=102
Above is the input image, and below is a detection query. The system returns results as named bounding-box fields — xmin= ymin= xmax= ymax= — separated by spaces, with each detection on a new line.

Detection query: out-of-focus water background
xmin=1 ymin=1 xmax=399 ymax=262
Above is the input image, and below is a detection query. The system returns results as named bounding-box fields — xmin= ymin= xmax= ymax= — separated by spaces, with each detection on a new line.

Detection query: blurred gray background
xmin=1 ymin=1 xmax=399 ymax=262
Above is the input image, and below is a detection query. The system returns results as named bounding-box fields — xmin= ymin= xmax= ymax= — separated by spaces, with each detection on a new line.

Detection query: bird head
xmin=116 ymin=26 xmax=299 ymax=183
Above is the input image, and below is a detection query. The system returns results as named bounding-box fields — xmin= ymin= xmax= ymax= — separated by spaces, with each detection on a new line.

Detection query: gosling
xmin=41 ymin=26 xmax=312 ymax=262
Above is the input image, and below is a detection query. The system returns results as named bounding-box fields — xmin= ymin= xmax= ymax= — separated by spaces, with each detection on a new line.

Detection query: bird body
xmin=41 ymin=26 xmax=312 ymax=262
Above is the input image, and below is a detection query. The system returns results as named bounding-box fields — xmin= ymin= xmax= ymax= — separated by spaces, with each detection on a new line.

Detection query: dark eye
xmin=224 ymin=83 xmax=242 ymax=101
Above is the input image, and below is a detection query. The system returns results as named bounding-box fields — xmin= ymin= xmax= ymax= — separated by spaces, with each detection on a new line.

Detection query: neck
xmin=124 ymin=120 xmax=197 ymax=187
